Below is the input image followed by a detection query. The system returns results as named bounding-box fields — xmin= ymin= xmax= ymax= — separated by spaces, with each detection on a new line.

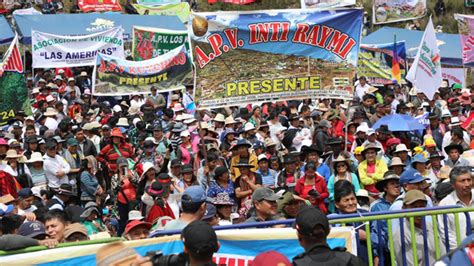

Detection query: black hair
xmin=25 ymin=125 xmax=36 ymax=132
xmin=1 ymin=214 xmax=24 ymax=234
xmin=206 ymin=153 xmax=218 ymax=163
xmin=34 ymin=205 xmax=50 ymax=224
xmin=451 ymin=127 xmax=464 ymax=140
xmin=334 ymin=180 xmax=355 ymax=203
xmin=136 ymin=121 xmax=146 ymax=131
xmin=44 ymin=209 xmax=68 ymax=224
xmin=300 ymin=105 xmax=310 ymax=114
xmin=163 ymin=108 xmax=174 ymax=118
xmin=181 ymin=197 xmax=204 ymax=214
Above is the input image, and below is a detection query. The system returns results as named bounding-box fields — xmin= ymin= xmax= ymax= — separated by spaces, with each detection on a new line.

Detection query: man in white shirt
xmin=355 ymin=76 xmax=371 ymax=99
xmin=43 ymin=140 xmax=70 ymax=189
xmin=438 ymin=166 xmax=474 ymax=250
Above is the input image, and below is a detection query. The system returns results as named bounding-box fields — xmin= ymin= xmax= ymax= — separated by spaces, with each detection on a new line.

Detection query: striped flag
xmin=0 ymin=35 xmax=23 ymax=77
xmin=391 ymin=37 xmax=401 ymax=84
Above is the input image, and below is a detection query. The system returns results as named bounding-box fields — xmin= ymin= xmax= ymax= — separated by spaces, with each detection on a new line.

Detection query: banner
xmin=357 ymin=42 xmax=406 ymax=86
xmin=132 ymin=26 xmax=188 ymax=61
xmin=197 ymin=1 xmax=300 ymax=11
xmin=0 ymin=35 xmax=32 ymax=125
xmin=32 ymin=27 xmax=124 ymax=68
xmin=132 ymin=3 xmax=190 ymax=23
xmin=78 ymin=0 xmax=122 ymax=12
xmin=137 ymin=0 xmax=180 ymax=4
xmin=301 ymin=0 xmax=355 ymax=8
xmin=455 ymin=14 xmax=474 ymax=65
xmin=467 ymin=0 xmax=474 ymax=8
xmin=0 ymin=227 xmax=356 ymax=265
xmin=406 ymin=17 xmax=442 ymax=100
xmin=373 ymin=0 xmax=426 ymax=24
xmin=442 ymin=68 xmax=466 ymax=87
xmin=190 ymin=9 xmax=363 ymax=108
xmin=92 ymin=45 xmax=192 ymax=96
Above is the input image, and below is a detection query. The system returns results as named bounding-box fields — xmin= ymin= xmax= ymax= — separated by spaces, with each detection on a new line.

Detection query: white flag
xmin=406 ymin=17 xmax=442 ymax=100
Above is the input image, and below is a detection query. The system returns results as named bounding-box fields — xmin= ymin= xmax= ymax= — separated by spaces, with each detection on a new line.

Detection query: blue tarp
xmin=13 ymin=13 xmax=186 ymax=45
xmin=0 ymin=15 xmax=14 ymax=45
xmin=362 ymin=27 xmax=462 ymax=67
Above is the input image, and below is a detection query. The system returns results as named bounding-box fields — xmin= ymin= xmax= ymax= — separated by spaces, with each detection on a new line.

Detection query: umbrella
xmin=372 ymin=114 xmax=425 ymax=132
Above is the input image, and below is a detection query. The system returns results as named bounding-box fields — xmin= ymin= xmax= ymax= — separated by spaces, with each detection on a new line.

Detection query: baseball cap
xmin=128 ymin=210 xmax=144 ymax=221
xmin=399 ymin=168 xmax=427 ymax=185
xmin=202 ymin=204 xmax=217 ymax=220
xmin=124 ymin=220 xmax=151 ymax=235
xmin=251 ymin=251 xmax=291 ymax=266
xmin=294 ymin=206 xmax=330 ymax=236
xmin=18 ymin=188 xmax=33 ymax=199
xmin=0 ymin=203 xmax=15 ymax=216
xmin=67 ymin=138 xmax=79 ymax=146
xmin=403 ymin=190 xmax=427 ymax=205
xmin=181 ymin=221 xmax=218 ymax=255
xmin=170 ymin=159 xmax=181 ymax=167
xmin=182 ymin=186 xmax=207 ymax=204
xmin=18 ymin=221 xmax=48 ymax=239
xmin=252 ymin=187 xmax=280 ymax=202
xmin=64 ymin=223 xmax=88 ymax=239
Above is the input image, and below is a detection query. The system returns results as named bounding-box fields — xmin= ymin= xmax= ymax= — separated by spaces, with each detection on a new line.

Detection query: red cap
xmin=251 ymin=251 xmax=291 ymax=266
xmin=386 ymin=137 xmax=401 ymax=147
xmin=124 ymin=220 xmax=151 ymax=235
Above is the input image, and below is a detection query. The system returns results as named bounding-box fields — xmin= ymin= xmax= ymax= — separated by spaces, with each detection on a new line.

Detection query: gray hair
xmin=449 ymin=166 xmax=471 ymax=184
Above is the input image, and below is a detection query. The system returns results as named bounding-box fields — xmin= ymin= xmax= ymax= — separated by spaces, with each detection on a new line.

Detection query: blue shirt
xmin=207 ymin=180 xmax=236 ymax=205
xmin=300 ymin=163 xmax=331 ymax=182
xmin=256 ymin=169 xmax=277 ymax=187
xmin=370 ymin=197 xmax=393 ymax=256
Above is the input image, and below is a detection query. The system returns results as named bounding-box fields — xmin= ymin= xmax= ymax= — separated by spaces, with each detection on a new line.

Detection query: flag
xmin=0 ymin=35 xmax=23 ymax=77
xmin=391 ymin=37 xmax=401 ymax=84
xmin=406 ymin=17 xmax=442 ymax=100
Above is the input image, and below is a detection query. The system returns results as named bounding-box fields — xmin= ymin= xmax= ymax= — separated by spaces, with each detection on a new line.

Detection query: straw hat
xmin=96 ymin=242 xmax=138 ymax=266
xmin=225 ymin=116 xmax=237 ymax=125
xmin=438 ymin=166 xmax=452 ymax=180
xmin=389 ymin=157 xmax=405 ymax=168
xmin=43 ymin=107 xmax=58 ymax=116
xmin=27 ymin=152 xmax=44 ymax=163
xmin=244 ymin=123 xmax=256 ymax=132
xmin=5 ymin=149 xmax=22 ymax=159
xmin=394 ymin=144 xmax=409 ymax=153
xmin=116 ymin=118 xmax=129 ymax=127
xmin=172 ymin=103 xmax=184 ymax=112
xmin=213 ymin=113 xmax=226 ymax=123
xmin=316 ymin=103 xmax=328 ymax=112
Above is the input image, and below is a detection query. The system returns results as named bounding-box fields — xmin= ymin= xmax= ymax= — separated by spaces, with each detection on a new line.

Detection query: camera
xmin=146 ymin=251 xmax=186 ymax=266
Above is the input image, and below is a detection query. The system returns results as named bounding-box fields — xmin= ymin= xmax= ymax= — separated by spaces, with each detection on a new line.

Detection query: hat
xmin=27 ymin=152 xmax=44 ymax=163
xmin=294 ymin=206 xmax=330 ymax=236
xmin=54 ymin=183 xmax=76 ymax=197
xmin=54 ymin=75 xmax=63 ymax=81
xmin=116 ymin=117 xmax=129 ymax=127
xmin=434 ymin=181 xmax=454 ymax=201
xmin=128 ymin=106 xmax=140 ymax=116
xmin=282 ymin=155 xmax=296 ymax=164
xmin=367 ymin=128 xmax=376 ymax=136
xmin=124 ymin=220 xmax=152 ymax=235
xmin=182 ymin=186 xmax=207 ymax=203
xmin=80 ymin=71 xmax=88 ymax=77
xmin=362 ymin=143 xmax=381 ymax=155
xmin=225 ymin=116 xmax=237 ymax=125
xmin=172 ymin=103 xmax=185 ymax=113
xmin=140 ymin=162 xmax=156 ymax=180
xmin=64 ymin=223 xmax=88 ymax=239
xmin=257 ymin=154 xmax=269 ymax=163
xmin=233 ymin=158 xmax=253 ymax=168
xmin=438 ymin=165 xmax=452 ymax=180
xmin=96 ymin=242 xmax=138 ymax=266
xmin=170 ymin=159 xmax=181 ymax=167
xmin=18 ymin=221 xmax=48 ymax=239
xmin=202 ymin=203 xmax=217 ymax=220
xmin=244 ymin=123 xmax=256 ymax=132
xmin=452 ymin=83 xmax=462 ymax=90
xmin=441 ymin=109 xmax=452 ymax=118
xmin=43 ymin=107 xmax=58 ymax=116
xmin=399 ymin=168 xmax=427 ymax=186
xmin=316 ymin=103 xmax=329 ymax=112
xmin=46 ymin=95 xmax=55 ymax=103
xmin=356 ymin=189 xmax=369 ymax=199
xmin=318 ymin=119 xmax=332 ymax=128
xmin=0 ymin=203 xmax=14 ymax=216
xmin=403 ymin=190 xmax=427 ymax=205
xmin=171 ymin=122 xmax=186 ymax=133
xmin=450 ymin=117 xmax=462 ymax=127
xmin=181 ymin=164 xmax=194 ymax=173
xmin=102 ymin=124 xmax=111 ymax=131
xmin=146 ymin=181 xmax=168 ymax=198
xmin=80 ymin=202 xmax=100 ymax=219
xmin=181 ymin=221 xmax=218 ymax=255
xmin=377 ymin=125 xmax=391 ymax=135
xmin=110 ymin=128 xmax=125 ymax=139
xmin=429 ymin=151 xmax=445 ymax=161
xmin=251 ymin=251 xmax=292 ymax=266
xmin=394 ymin=144 xmax=410 ymax=153
xmin=355 ymin=124 xmax=369 ymax=134
xmin=212 ymin=113 xmax=226 ymax=123
xmin=424 ymin=138 xmax=437 ymax=148
xmin=157 ymin=173 xmax=172 ymax=185
xmin=444 ymin=143 xmax=464 ymax=155
xmin=112 ymin=105 xmax=122 ymax=113
xmin=389 ymin=157 xmax=405 ymax=168
xmin=211 ymin=192 xmax=234 ymax=206
xmin=411 ymin=154 xmax=429 ymax=167
xmin=214 ymin=166 xmax=229 ymax=179
xmin=180 ymin=130 xmax=190 ymax=138
xmin=264 ymin=138 xmax=277 ymax=148
xmin=67 ymin=138 xmax=79 ymax=146
xmin=326 ymin=137 xmax=343 ymax=146
xmin=128 ymin=210 xmax=144 ymax=221
xmin=18 ymin=188 xmax=33 ymax=199
xmin=5 ymin=149 xmax=22 ymax=159
xmin=354 ymin=146 xmax=365 ymax=155
xmin=232 ymin=139 xmax=252 ymax=150
xmin=253 ymin=141 xmax=264 ymax=150
xmin=171 ymin=94 xmax=180 ymax=100
xmin=252 ymin=187 xmax=280 ymax=202
xmin=32 ymin=88 xmax=40 ymax=94
xmin=386 ymin=138 xmax=401 ymax=148
xmin=375 ymin=171 xmax=400 ymax=191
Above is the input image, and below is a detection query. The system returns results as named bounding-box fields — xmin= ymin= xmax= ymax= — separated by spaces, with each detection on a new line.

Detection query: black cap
xmin=170 ymin=159 xmax=181 ymax=167
xmin=26 ymin=136 xmax=39 ymax=144
xmin=181 ymin=220 xmax=218 ymax=255
xmin=18 ymin=188 xmax=33 ymax=199
xmin=294 ymin=206 xmax=330 ymax=237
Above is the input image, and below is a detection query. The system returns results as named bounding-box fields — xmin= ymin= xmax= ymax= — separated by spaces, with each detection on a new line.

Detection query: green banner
xmin=133 ymin=3 xmax=190 ymax=23
xmin=132 ymin=26 xmax=188 ymax=61
xmin=0 ymin=72 xmax=31 ymax=125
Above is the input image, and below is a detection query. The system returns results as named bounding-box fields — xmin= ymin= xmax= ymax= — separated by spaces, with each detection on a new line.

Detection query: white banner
xmin=442 ymin=68 xmax=466 ymax=87
xmin=32 ymin=27 xmax=125 ymax=68
xmin=301 ymin=0 xmax=356 ymax=8
xmin=406 ymin=17 xmax=442 ymax=100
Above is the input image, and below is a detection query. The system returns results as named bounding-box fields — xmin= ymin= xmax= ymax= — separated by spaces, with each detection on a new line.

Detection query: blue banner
xmin=190 ymin=9 xmax=363 ymax=108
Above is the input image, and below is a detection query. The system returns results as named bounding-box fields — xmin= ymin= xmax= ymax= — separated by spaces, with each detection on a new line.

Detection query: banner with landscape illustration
xmin=132 ymin=3 xmax=190 ymax=23
xmin=132 ymin=26 xmax=188 ymax=61
xmin=190 ymin=9 xmax=363 ymax=108
xmin=357 ymin=42 xmax=406 ymax=86
xmin=373 ymin=0 xmax=427 ymax=24
xmin=92 ymin=45 xmax=192 ymax=96
xmin=301 ymin=0 xmax=355 ymax=9
xmin=78 ymin=0 xmax=122 ymax=12
xmin=0 ymin=35 xmax=31 ymax=125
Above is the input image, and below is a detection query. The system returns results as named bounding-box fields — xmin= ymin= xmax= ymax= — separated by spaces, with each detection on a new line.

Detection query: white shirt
xmin=43 ymin=154 xmax=71 ymax=189
xmin=438 ymin=189 xmax=474 ymax=249
xmin=44 ymin=117 xmax=58 ymax=131
xmin=355 ymin=83 xmax=371 ymax=99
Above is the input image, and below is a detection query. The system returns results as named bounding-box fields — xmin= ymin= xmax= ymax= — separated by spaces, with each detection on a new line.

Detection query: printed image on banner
xmin=301 ymin=0 xmax=355 ymax=9
xmin=373 ymin=0 xmax=426 ymax=24
xmin=442 ymin=68 xmax=466 ymax=87
xmin=132 ymin=3 xmax=190 ymax=23
xmin=0 ymin=35 xmax=32 ymax=126
xmin=32 ymin=27 xmax=125 ymax=68
xmin=195 ymin=0 xmax=301 ymax=11
xmin=358 ymin=42 xmax=406 ymax=86
xmin=455 ymin=14 xmax=474 ymax=65
xmin=132 ymin=26 xmax=188 ymax=61
xmin=137 ymin=0 xmax=180 ymax=4
xmin=78 ymin=0 xmax=122 ymax=12
xmin=190 ymin=9 xmax=363 ymax=108
xmin=93 ymin=45 xmax=192 ymax=96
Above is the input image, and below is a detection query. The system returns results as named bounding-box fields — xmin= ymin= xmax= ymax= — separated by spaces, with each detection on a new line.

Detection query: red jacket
xmin=295 ymin=174 xmax=328 ymax=213
xmin=97 ymin=143 xmax=135 ymax=176
xmin=0 ymin=171 xmax=18 ymax=198
xmin=146 ymin=202 xmax=175 ymax=223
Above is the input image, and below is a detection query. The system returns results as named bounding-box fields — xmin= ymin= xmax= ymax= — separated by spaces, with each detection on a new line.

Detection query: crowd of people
xmin=0 ymin=65 xmax=474 ymax=265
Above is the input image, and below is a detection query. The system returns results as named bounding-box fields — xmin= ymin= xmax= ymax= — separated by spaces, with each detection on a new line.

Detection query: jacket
xmin=230 ymin=154 xmax=258 ymax=181
xmin=78 ymin=138 xmax=97 ymax=157
xmin=314 ymin=129 xmax=329 ymax=153
xmin=0 ymin=170 xmax=18 ymax=198
xmin=295 ymin=174 xmax=329 ymax=213
xmin=97 ymin=143 xmax=135 ymax=176
xmin=80 ymin=171 xmax=99 ymax=201
xmin=358 ymin=160 xmax=388 ymax=186
xmin=292 ymin=243 xmax=365 ymax=266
